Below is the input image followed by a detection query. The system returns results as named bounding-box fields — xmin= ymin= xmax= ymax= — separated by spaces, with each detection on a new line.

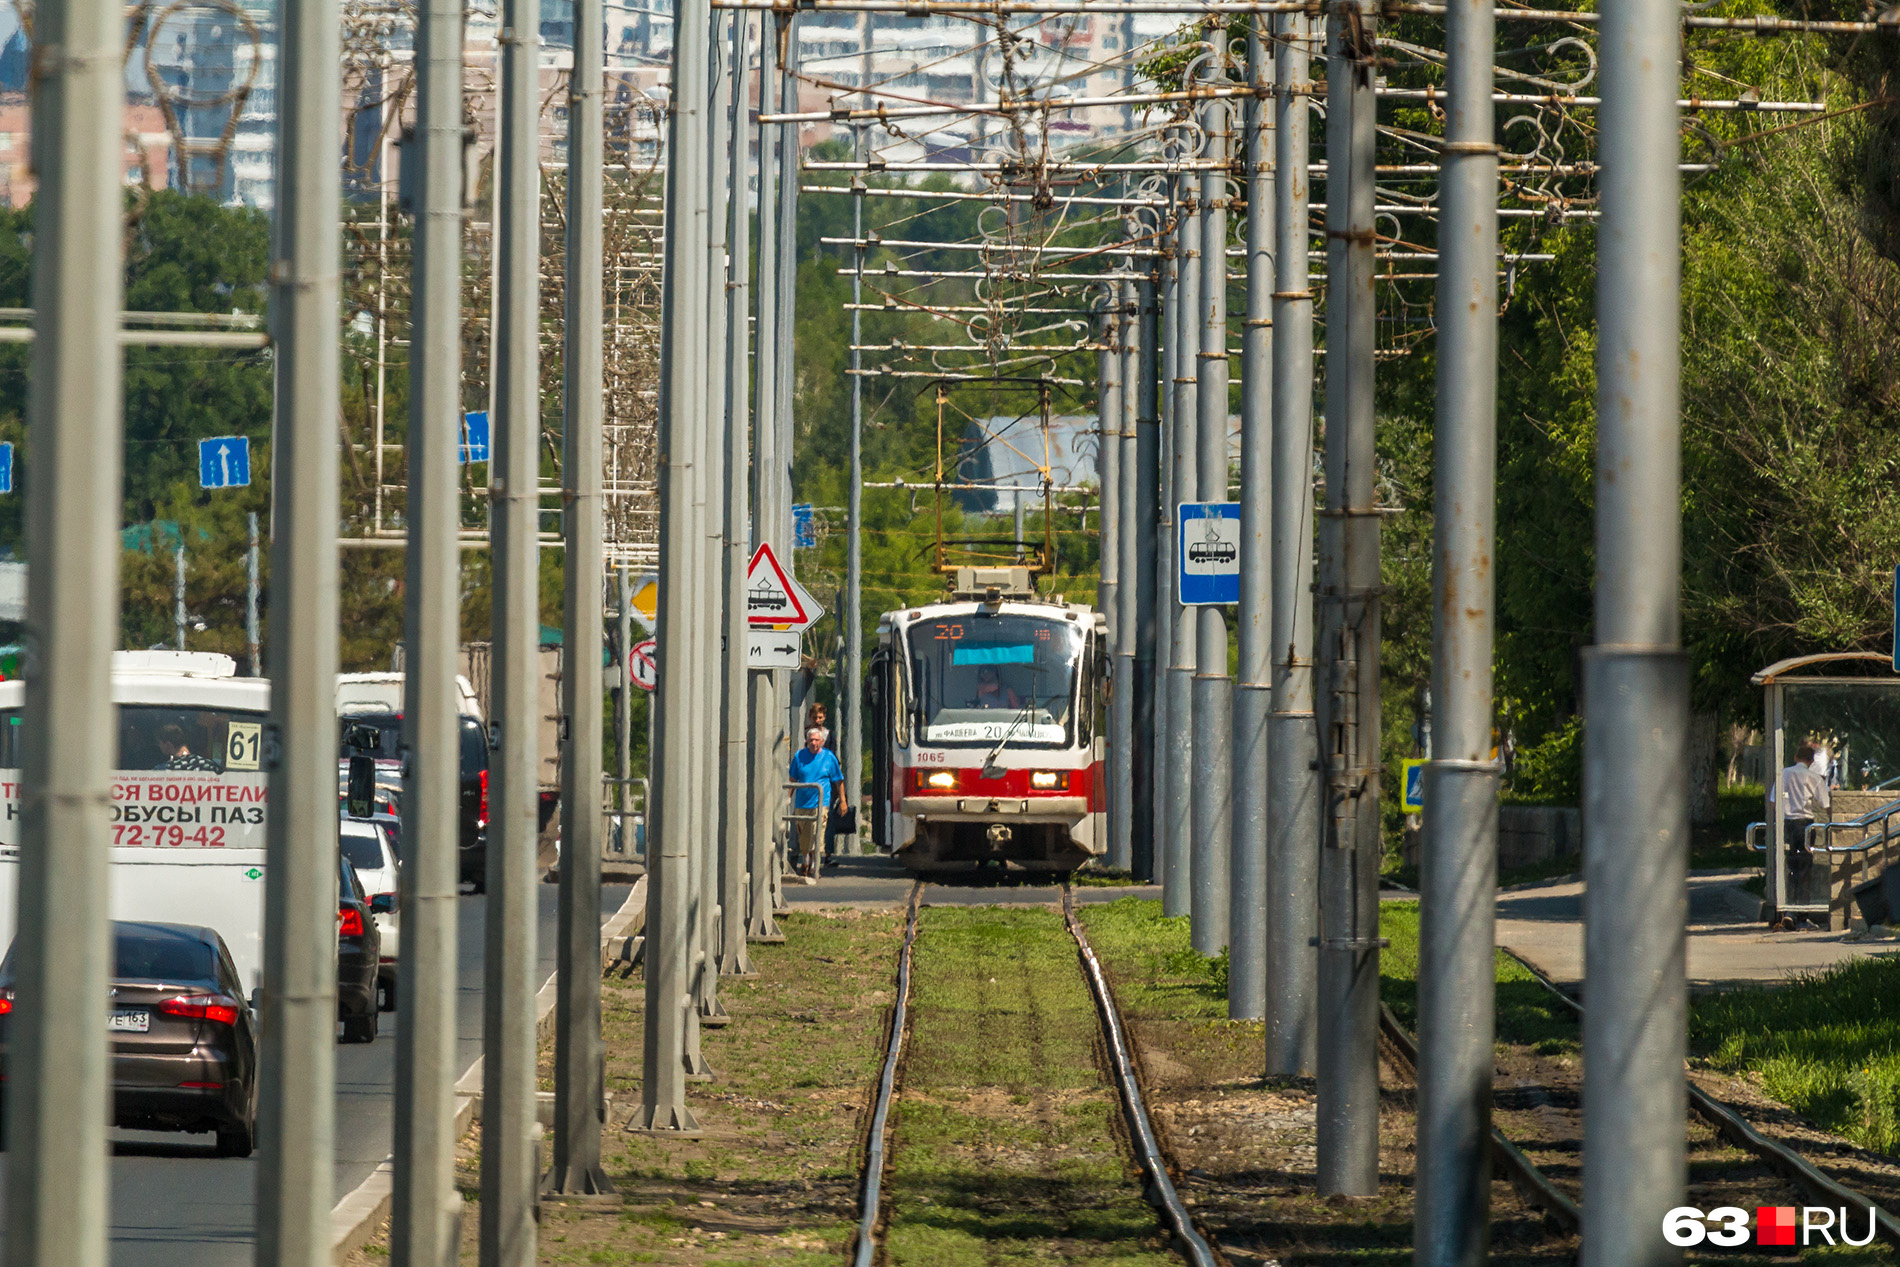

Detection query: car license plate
xmin=109 ymin=1009 xmax=149 ymax=1033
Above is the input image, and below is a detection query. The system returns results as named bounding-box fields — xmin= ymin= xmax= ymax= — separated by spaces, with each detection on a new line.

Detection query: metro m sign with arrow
xmin=746 ymin=542 xmax=820 ymax=631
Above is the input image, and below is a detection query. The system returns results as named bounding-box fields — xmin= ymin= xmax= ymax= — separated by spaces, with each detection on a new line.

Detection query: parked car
xmin=337 ymin=854 xmax=383 ymax=1044
xmin=340 ymin=818 xmax=399 ymax=1013
xmin=0 ymin=921 xmax=259 ymax=1156
xmin=335 ymin=672 xmax=490 ymax=890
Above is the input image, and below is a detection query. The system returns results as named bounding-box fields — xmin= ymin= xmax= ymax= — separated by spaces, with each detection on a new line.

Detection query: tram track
xmin=851 ymin=878 xmax=1222 ymax=1267
xmin=1379 ymin=945 xmax=1900 ymax=1250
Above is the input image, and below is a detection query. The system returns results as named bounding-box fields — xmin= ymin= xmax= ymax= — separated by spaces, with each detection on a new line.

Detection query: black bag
xmin=829 ymin=803 xmax=859 ymax=837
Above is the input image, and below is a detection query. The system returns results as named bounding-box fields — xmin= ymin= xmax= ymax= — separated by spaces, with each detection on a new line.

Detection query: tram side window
xmin=0 ymin=705 xmax=265 ymax=772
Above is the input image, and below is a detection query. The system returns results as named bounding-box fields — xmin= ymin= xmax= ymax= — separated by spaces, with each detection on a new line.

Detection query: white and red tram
xmin=867 ymin=572 xmax=1108 ymax=872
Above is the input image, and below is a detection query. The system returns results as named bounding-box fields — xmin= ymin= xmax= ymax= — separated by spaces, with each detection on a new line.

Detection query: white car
xmin=340 ymin=818 xmax=399 ymax=1012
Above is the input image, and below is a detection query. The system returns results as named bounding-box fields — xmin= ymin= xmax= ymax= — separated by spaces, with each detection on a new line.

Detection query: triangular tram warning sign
xmin=746 ymin=543 xmax=819 ymax=630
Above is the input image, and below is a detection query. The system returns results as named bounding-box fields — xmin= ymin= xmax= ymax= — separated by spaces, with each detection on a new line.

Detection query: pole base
xmin=540 ymin=1163 xmax=619 ymax=1199
xmin=625 ymin=1103 xmax=704 ymax=1137
xmin=747 ymin=931 xmax=787 ymax=944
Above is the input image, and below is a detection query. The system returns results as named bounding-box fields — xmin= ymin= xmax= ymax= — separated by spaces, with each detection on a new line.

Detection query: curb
xmin=330 ymin=877 xmax=649 ymax=1263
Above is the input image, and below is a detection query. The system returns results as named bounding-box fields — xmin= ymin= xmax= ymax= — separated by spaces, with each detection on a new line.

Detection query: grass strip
xmin=882 ymin=905 xmax=1178 ymax=1266
xmin=1377 ymin=903 xmax=1579 ymax=1056
xmin=1693 ymin=954 xmax=1900 ymax=1156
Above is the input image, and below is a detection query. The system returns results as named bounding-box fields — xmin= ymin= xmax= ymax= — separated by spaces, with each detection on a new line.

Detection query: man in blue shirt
xmin=789 ymin=726 xmax=844 ymax=877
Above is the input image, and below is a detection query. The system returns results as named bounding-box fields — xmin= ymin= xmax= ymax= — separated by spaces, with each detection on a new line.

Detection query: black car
xmin=0 ymin=921 xmax=259 ymax=1156
xmin=339 ymin=710 xmax=490 ymax=889
xmin=337 ymin=853 xmax=383 ymax=1044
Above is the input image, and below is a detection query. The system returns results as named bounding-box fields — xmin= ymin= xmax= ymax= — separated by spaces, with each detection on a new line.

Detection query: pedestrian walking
xmin=789 ymin=725 xmax=843 ymax=878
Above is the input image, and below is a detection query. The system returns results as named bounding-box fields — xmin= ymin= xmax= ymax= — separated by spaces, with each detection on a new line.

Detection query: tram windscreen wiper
xmin=980 ymin=701 xmax=1036 ymax=779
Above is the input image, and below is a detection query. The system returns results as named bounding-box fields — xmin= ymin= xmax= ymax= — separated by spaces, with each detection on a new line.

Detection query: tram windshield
xmin=904 ymin=613 xmax=1084 ymax=747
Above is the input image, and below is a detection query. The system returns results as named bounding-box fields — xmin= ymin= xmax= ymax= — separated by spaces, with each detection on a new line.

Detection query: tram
xmin=867 ymin=566 xmax=1107 ymax=872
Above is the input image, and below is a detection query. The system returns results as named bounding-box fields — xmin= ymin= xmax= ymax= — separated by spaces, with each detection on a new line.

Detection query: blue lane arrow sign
xmin=1177 ymin=501 xmax=1242 ymax=606
xmin=460 ymin=411 xmax=490 ymax=464
xmin=198 ymin=436 xmax=251 ymax=490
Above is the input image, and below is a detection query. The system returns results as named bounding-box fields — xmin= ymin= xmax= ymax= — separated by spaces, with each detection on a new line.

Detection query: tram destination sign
xmin=1177 ymin=501 xmax=1242 ymax=606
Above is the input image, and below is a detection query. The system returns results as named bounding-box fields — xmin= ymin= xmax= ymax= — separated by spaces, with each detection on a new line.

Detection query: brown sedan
xmin=0 ymin=921 xmax=258 ymax=1157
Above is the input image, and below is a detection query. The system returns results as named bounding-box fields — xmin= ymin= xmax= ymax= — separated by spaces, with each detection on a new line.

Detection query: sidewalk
xmin=1496 ymin=869 xmax=1900 ymax=990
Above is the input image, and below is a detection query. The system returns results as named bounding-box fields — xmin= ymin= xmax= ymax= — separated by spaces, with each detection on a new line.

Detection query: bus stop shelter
xmin=1753 ymin=651 xmax=1900 ymax=925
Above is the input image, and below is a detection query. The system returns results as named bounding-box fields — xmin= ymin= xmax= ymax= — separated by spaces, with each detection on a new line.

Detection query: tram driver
xmin=971 ymin=665 xmax=1023 ymax=711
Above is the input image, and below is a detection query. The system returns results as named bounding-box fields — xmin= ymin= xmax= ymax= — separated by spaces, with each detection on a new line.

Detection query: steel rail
xmin=1061 ymin=883 xmax=1220 ymax=1267
xmin=1376 ymin=1003 xmax=1583 ymax=1234
xmin=1496 ymin=945 xmax=1900 ymax=1250
xmin=852 ymin=879 xmax=924 ymax=1267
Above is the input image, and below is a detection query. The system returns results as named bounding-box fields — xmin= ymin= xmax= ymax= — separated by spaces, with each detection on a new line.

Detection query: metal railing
xmin=603 ymin=775 xmax=648 ymax=861
xmin=1747 ymin=792 xmax=1900 ymax=917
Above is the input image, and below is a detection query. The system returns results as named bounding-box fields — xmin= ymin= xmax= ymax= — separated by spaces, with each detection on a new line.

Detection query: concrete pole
xmin=631 ymin=0 xmax=710 ymax=1139
xmin=747 ymin=25 xmax=787 ymax=942
xmin=390 ymin=0 xmax=468 ymax=1245
xmin=480 ymin=0 xmax=547 ymax=1247
xmin=844 ymin=123 xmax=865 ymax=855
xmin=1191 ymin=50 xmax=1232 ymax=957
xmin=1097 ymin=297 xmax=1125 ymax=871
xmin=1230 ymin=16 xmax=1273 ymax=1022
xmin=719 ymin=9 xmax=758 ymax=978
xmin=1164 ymin=165 xmax=1199 ymax=919
xmin=1315 ymin=0 xmax=1382 ymax=1197
xmin=256 ymin=0 xmax=342 ymax=1249
xmin=1127 ymin=272 xmax=1160 ymax=883
xmin=6 ymin=0 xmax=123 ymax=1252
xmin=1583 ymin=0 xmax=1687 ymax=1252
xmin=174 ymin=541 xmax=187 ymax=650
xmin=1412 ymin=0 xmax=1500 ymax=1252
xmin=773 ymin=20 xmax=799 ymax=837
xmin=694 ymin=5 xmax=730 ymax=1036
xmin=1264 ymin=3 xmax=1319 ymax=1077
xmin=247 ymin=512 xmax=261 ymax=673
xmin=548 ymin=0 xmax=612 ymax=1194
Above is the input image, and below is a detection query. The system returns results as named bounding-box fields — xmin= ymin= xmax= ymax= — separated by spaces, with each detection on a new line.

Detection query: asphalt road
xmin=0 ymin=879 xmax=631 ymax=1265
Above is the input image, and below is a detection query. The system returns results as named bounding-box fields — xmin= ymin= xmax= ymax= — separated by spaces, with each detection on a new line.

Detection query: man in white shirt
xmin=1776 ymin=744 xmax=1829 ymax=916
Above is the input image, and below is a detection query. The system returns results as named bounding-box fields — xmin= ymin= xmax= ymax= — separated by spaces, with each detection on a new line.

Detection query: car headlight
xmin=1030 ymin=771 xmax=1066 ymax=790
xmin=914 ymin=769 xmax=958 ymax=792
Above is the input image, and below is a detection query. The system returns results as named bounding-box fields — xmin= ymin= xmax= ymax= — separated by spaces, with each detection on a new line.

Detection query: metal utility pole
xmin=845 ymin=121 xmax=866 ymax=857
xmin=634 ymin=0 xmax=711 ymax=1139
xmin=548 ymin=0 xmax=612 ymax=1196
xmin=1096 ymin=297 xmax=1124 ymax=870
xmin=719 ymin=9 xmax=758 ymax=978
xmin=746 ymin=22 xmax=787 ymax=942
xmin=1413 ymin=0 xmax=1500 ymax=1252
xmin=1583 ymin=0 xmax=1687 ymax=1254
xmin=247 ymin=512 xmax=261 ymax=673
xmin=617 ymin=564 xmax=633 ymax=804
xmin=1190 ymin=47 xmax=1232 ymax=957
xmin=1163 ymin=165 xmax=1199 ymax=919
xmin=174 ymin=541 xmax=188 ymax=650
xmin=1265 ymin=2 xmax=1319 ymax=1078
xmin=390 ymin=0 xmax=467 ymax=1246
xmin=1315 ymin=0 xmax=1382 ymax=1197
xmin=1127 ymin=271 xmax=1160 ymax=882
xmin=1152 ymin=194 xmax=1177 ymax=894
xmin=257 ymin=0 xmax=342 ymax=1251
xmin=1230 ymin=16 xmax=1273 ymax=1022
xmin=481 ymin=0 xmax=545 ymax=1248
xmin=6 ymin=0 xmax=123 ymax=1251
xmin=771 ymin=20 xmax=800 ymax=875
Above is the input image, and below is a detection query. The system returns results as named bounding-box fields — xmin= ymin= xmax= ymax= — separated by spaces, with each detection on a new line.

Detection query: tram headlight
xmin=1030 ymin=771 xmax=1067 ymax=790
xmin=914 ymin=769 xmax=958 ymax=792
